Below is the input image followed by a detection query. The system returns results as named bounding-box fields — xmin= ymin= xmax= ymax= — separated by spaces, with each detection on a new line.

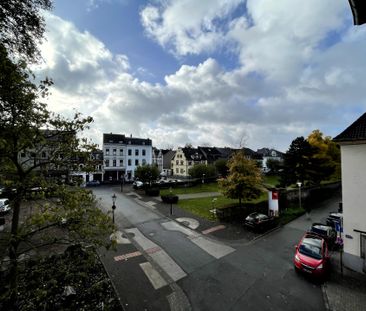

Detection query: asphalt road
xmin=93 ymin=186 xmax=340 ymax=311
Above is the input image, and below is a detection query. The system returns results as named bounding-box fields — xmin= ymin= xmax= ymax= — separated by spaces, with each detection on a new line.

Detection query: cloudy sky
xmin=34 ymin=0 xmax=366 ymax=152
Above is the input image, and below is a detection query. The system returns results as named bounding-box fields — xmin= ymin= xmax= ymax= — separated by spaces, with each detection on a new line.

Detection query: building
xmin=256 ymin=148 xmax=284 ymax=173
xmin=334 ymin=113 xmax=366 ymax=273
xmin=103 ymin=133 xmax=152 ymax=182
xmin=69 ymin=149 xmax=104 ymax=184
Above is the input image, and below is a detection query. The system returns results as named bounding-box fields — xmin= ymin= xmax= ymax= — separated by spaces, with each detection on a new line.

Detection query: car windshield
xmin=299 ymin=237 xmax=323 ymax=260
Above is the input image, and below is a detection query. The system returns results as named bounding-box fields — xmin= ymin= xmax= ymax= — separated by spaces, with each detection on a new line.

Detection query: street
xmin=93 ymin=186 xmax=340 ymax=310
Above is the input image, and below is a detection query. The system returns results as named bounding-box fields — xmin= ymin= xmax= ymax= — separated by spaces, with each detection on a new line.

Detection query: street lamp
xmin=202 ymin=173 xmax=205 ymax=185
xmin=296 ymin=181 xmax=302 ymax=213
xmin=112 ymin=193 xmax=117 ymax=224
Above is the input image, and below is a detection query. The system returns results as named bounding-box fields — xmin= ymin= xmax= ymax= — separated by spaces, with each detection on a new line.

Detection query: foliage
xmin=0 ymin=0 xmax=53 ymax=61
xmin=0 ymin=25 xmax=113 ymax=307
xmin=161 ymin=194 xmax=179 ymax=204
xmin=266 ymin=158 xmax=282 ymax=174
xmin=188 ymin=163 xmax=216 ymax=179
xmin=280 ymin=132 xmax=340 ymax=187
xmin=218 ymin=151 xmax=263 ymax=207
xmin=214 ymin=159 xmax=228 ymax=177
xmin=134 ymin=164 xmax=160 ymax=184
xmin=2 ymin=245 xmax=121 ymax=310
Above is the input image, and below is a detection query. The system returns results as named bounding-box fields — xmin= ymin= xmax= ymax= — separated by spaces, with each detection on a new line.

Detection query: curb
xmin=321 ymin=284 xmax=331 ymax=311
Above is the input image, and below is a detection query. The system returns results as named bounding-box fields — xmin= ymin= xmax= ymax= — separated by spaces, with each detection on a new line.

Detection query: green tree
xmin=214 ymin=159 xmax=228 ymax=177
xmin=188 ymin=163 xmax=216 ymax=180
xmin=135 ymin=164 xmax=160 ymax=185
xmin=0 ymin=0 xmax=53 ymax=61
xmin=218 ymin=151 xmax=263 ymax=207
xmin=280 ymin=136 xmax=313 ymax=186
xmin=0 ymin=45 xmax=113 ymax=308
xmin=266 ymin=158 xmax=282 ymax=174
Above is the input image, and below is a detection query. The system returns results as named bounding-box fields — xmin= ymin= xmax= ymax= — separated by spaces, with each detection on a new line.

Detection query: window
xmin=106 ymin=148 xmax=110 ymax=156
xmin=135 ymin=149 xmax=139 ymax=156
xmin=180 ymin=160 xmax=184 ymax=165
xmin=128 ymin=159 xmax=131 ymax=166
xmin=120 ymin=149 xmax=123 ymax=156
xmin=113 ymin=160 xmax=116 ymax=167
xmin=105 ymin=160 xmax=110 ymax=167
xmin=176 ymin=168 xmax=179 ymax=173
xmin=180 ymin=168 xmax=184 ymax=173
xmin=135 ymin=159 xmax=139 ymax=166
xmin=128 ymin=149 xmax=132 ymax=156
xmin=113 ymin=149 xmax=116 ymax=156
xmin=142 ymin=149 xmax=146 ymax=156
xmin=142 ymin=159 xmax=146 ymax=165
xmin=188 ymin=161 xmax=192 ymax=166
xmin=176 ymin=160 xmax=179 ymax=165
xmin=120 ymin=159 xmax=123 ymax=166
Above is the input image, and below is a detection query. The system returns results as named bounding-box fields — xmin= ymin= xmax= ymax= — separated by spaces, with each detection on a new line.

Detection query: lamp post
xmin=202 ymin=173 xmax=205 ymax=185
xmin=112 ymin=193 xmax=117 ymax=224
xmin=296 ymin=181 xmax=303 ymax=215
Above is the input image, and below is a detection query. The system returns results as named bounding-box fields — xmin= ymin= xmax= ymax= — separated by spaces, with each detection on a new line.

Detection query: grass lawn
xmin=263 ymin=175 xmax=280 ymax=187
xmin=160 ymin=182 xmax=219 ymax=196
xmin=177 ymin=192 xmax=268 ymax=221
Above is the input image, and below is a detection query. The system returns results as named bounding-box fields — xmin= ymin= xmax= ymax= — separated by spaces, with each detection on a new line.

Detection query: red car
xmin=294 ymin=233 xmax=330 ymax=278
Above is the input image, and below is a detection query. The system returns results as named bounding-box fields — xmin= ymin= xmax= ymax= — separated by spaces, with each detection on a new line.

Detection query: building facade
xmin=334 ymin=113 xmax=366 ymax=274
xmin=103 ymin=133 xmax=152 ymax=182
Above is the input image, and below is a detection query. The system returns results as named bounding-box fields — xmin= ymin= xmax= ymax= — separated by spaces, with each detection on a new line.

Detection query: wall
xmin=341 ymin=143 xmax=366 ymax=273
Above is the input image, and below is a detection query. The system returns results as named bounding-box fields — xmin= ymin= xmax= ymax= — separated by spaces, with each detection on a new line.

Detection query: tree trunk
xmin=8 ymin=195 xmax=21 ymax=307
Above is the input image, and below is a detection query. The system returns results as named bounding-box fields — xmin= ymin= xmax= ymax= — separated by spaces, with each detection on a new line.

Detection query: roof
xmin=333 ymin=113 xmax=366 ymax=143
xmin=348 ymin=0 xmax=366 ymax=25
xmin=103 ymin=133 xmax=152 ymax=146
xmin=256 ymin=148 xmax=284 ymax=157
xmin=198 ymin=146 xmax=223 ymax=162
xmin=181 ymin=147 xmax=205 ymax=161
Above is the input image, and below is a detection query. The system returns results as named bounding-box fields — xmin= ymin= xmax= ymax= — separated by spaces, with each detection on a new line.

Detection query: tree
xmin=0 ymin=45 xmax=114 ymax=307
xmin=218 ymin=151 xmax=263 ymax=207
xmin=0 ymin=0 xmax=53 ymax=61
xmin=188 ymin=164 xmax=216 ymax=180
xmin=280 ymin=137 xmax=313 ymax=186
xmin=266 ymin=158 xmax=282 ymax=174
xmin=307 ymin=130 xmax=340 ymax=181
xmin=135 ymin=164 xmax=160 ymax=185
xmin=214 ymin=159 xmax=228 ymax=177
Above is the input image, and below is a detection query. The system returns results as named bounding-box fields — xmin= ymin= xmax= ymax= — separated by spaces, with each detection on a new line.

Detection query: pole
xmin=170 ymin=202 xmax=173 ymax=215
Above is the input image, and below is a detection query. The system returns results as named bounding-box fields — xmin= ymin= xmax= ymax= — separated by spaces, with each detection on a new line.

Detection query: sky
xmin=33 ymin=0 xmax=366 ymax=152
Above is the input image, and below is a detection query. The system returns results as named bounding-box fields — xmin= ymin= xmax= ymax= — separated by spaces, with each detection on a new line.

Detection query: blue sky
xmin=35 ymin=0 xmax=366 ymax=151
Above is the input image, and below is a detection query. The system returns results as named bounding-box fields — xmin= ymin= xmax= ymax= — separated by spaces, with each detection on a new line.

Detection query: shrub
xmin=145 ymin=187 xmax=160 ymax=196
xmin=161 ymin=194 xmax=179 ymax=204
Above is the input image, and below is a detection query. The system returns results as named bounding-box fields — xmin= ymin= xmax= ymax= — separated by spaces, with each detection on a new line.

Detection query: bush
xmin=161 ymin=194 xmax=179 ymax=204
xmin=145 ymin=187 xmax=160 ymax=196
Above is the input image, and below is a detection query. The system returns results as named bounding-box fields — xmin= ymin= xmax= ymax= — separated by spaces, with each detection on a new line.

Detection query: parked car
xmin=0 ymin=198 xmax=11 ymax=214
xmin=326 ymin=212 xmax=343 ymax=229
xmin=309 ymin=223 xmax=336 ymax=249
xmin=86 ymin=180 xmax=101 ymax=187
xmin=244 ymin=212 xmax=276 ymax=232
xmin=294 ymin=232 xmax=330 ymax=278
xmin=133 ymin=180 xmax=144 ymax=189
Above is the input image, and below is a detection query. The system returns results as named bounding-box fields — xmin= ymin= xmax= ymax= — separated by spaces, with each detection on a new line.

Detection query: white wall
xmin=341 ymin=144 xmax=366 ymax=263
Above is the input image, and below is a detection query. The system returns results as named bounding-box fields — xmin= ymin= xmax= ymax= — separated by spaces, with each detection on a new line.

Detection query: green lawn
xmin=177 ymin=192 xmax=268 ymax=220
xmin=263 ymin=175 xmax=280 ymax=187
xmin=160 ymin=182 xmax=219 ymax=196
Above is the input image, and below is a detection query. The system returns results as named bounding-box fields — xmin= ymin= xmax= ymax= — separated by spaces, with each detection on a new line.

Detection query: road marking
xmin=162 ymin=221 xmax=235 ymax=259
xmin=201 ymin=225 xmax=226 ymax=235
xmin=139 ymin=262 xmax=168 ymax=290
xmin=114 ymin=251 xmax=142 ymax=262
xmin=175 ymin=217 xmax=200 ymax=230
xmin=125 ymin=228 xmax=187 ymax=282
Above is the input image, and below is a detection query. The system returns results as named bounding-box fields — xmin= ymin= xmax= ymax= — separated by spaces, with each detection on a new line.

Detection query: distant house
xmin=256 ymin=148 xmax=284 ymax=173
xmin=334 ymin=113 xmax=366 ymax=274
xmin=102 ymin=133 xmax=152 ymax=182
xmin=152 ymin=148 xmax=176 ymax=176
xmin=171 ymin=146 xmax=261 ymax=177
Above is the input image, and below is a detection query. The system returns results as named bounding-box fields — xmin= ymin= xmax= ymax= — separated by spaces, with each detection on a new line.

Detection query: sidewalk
xmin=323 ymin=254 xmax=366 ymax=311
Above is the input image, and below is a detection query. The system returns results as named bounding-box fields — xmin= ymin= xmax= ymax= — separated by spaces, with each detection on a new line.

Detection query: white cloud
xmin=35 ymin=2 xmax=366 ymax=152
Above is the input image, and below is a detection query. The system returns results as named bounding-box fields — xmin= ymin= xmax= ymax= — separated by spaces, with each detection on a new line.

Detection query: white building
xmin=334 ymin=113 xmax=366 ymax=274
xmin=103 ymin=133 xmax=152 ymax=182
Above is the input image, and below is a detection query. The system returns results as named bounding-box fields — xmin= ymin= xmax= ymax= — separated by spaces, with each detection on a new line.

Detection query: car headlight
xmin=316 ymin=263 xmax=323 ymax=270
xmin=294 ymin=254 xmax=300 ymax=262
